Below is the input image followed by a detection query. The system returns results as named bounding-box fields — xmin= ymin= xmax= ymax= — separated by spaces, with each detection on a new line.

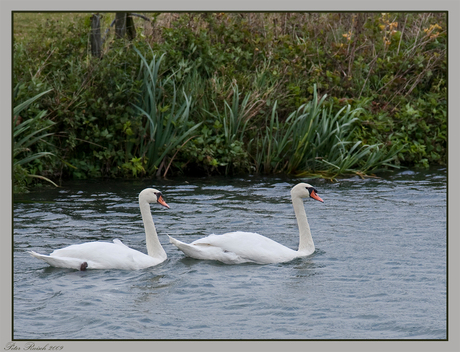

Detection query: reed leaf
xmin=13 ymin=89 xmax=53 ymax=116
xmin=15 ymin=151 xmax=55 ymax=166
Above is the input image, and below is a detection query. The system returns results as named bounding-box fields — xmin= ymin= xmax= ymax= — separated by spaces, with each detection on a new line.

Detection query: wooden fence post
xmin=126 ymin=14 xmax=136 ymax=40
xmin=90 ymin=14 xmax=102 ymax=58
xmin=115 ymin=12 xmax=127 ymax=38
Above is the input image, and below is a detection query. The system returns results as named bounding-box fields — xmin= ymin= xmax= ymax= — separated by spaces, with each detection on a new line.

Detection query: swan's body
xmin=169 ymin=183 xmax=323 ymax=264
xmin=29 ymin=188 xmax=170 ymax=270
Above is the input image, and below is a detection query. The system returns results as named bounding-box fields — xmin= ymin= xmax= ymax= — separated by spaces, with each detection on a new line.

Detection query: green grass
xmin=13 ymin=12 xmax=154 ymax=42
xmin=14 ymin=13 xmax=87 ymax=40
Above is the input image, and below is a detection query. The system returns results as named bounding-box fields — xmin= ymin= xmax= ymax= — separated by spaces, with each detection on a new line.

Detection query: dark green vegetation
xmin=13 ymin=12 xmax=446 ymax=191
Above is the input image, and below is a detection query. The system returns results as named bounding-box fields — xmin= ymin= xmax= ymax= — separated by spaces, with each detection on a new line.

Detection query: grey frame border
xmin=2 ymin=0 xmax=459 ymax=351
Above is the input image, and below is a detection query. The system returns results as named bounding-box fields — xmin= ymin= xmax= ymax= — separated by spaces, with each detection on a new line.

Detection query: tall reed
xmin=252 ymin=101 xmax=296 ymax=173
xmin=13 ymin=88 xmax=58 ymax=189
xmin=205 ymin=84 xmax=254 ymax=174
xmin=133 ymin=47 xmax=202 ymax=176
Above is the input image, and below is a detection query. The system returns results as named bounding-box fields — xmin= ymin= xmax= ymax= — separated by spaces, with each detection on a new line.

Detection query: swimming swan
xmin=28 ymin=188 xmax=170 ymax=270
xmin=169 ymin=183 xmax=324 ymax=264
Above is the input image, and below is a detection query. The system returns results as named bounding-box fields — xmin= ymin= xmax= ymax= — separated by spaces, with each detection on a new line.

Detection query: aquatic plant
xmin=205 ymin=84 xmax=254 ymax=175
xmin=252 ymin=101 xmax=295 ymax=173
xmin=13 ymin=89 xmax=58 ymax=192
xmin=133 ymin=47 xmax=202 ymax=176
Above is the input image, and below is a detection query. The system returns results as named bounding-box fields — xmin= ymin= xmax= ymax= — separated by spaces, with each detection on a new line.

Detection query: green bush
xmin=14 ymin=17 xmax=146 ymax=179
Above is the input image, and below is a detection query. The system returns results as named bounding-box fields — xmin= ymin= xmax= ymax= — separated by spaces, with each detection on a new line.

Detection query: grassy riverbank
xmin=13 ymin=12 xmax=447 ymax=191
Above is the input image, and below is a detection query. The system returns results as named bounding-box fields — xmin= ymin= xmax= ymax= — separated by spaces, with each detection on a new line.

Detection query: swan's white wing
xmin=170 ymin=231 xmax=298 ymax=264
xmin=112 ymin=238 xmax=130 ymax=248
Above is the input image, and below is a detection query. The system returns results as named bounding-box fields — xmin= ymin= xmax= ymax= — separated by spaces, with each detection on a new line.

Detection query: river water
xmin=13 ymin=168 xmax=447 ymax=340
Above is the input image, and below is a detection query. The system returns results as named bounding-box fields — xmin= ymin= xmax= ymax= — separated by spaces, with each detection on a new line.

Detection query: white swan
xmin=28 ymin=188 xmax=170 ymax=270
xmin=169 ymin=183 xmax=324 ymax=264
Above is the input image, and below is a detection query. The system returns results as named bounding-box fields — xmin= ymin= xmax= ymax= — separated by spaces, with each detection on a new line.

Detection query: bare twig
xmin=396 ymin=14 xmax=407 ymax=56
xmin=130 ymin=13 xmax=152 ymax=22
xmin=358 ymin=55 xmax=378 ymax=100
xmin=163 ymin=135 xmax=197 ymax=177
xmin=33 ymin=48 xmax=56 ymax=79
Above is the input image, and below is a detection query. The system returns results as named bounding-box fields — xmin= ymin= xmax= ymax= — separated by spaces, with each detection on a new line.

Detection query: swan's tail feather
xmin=168 ymin=235 xmax=178 ymax=245
xmin=28 ymin=251 xmax=50 ymax=261
xmin=168 ymin=236 xmax=189 ymax=251
xmin=28 ymin=251 xmax=87 ymax=270
xmin=168 ymin=236 xmax=206 ymax=259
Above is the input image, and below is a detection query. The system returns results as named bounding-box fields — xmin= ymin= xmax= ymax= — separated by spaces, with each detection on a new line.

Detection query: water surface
xmin=13 ymin=169 xmax=447 ymax=339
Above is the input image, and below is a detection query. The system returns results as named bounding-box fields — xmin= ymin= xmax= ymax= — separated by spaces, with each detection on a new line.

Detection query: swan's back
xmin=171 ymin=231 xmax=299 ymax=264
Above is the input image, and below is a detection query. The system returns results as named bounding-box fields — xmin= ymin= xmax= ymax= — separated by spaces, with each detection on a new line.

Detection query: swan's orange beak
xmin=310 ymin=190 xmax=324 ymax=203
xmin=157 ymin=195 xmax=170 ymax=209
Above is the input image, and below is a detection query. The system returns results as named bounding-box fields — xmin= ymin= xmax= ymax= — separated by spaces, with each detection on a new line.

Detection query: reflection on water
xmin=13 ymin=168 xmax=446 ymax=339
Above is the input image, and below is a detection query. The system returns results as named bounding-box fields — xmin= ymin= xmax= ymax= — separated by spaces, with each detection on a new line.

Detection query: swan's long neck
xmin=292 ymin=196 xmax=314 ymax=254
xmin=139 ymin=200 xmax=167 ymax=260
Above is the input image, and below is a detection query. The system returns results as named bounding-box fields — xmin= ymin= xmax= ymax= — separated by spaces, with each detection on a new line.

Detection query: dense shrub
xmin=14 ymin=18 xmax=146 ymax=179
